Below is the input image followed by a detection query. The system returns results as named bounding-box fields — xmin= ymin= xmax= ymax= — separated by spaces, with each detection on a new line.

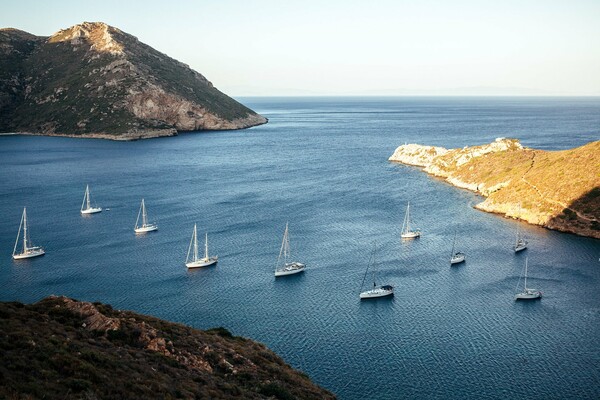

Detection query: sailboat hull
xmin=360 ymin=286 xmax=394 ymax=299
xmin=81 ymin=207 xmax=102 ymax=214
xmin=135 ymin=224 xmax=158 ymax=233
xmin=275 ymin=263 xmax=305 ymax=277
xmin=515 ymin=290 xmax=542 ymax=300
xmin=401 ymin=231 xmax=420 ymax=239
xmin=13 ymin=248 xmax=45 ymax=260
xmin=514 ymin=236 xmax=528 ymax=252
xmin=186 ymin=257 xmax=218 ymax=269
xmin=450 ymin=253 xmax=465 ymax=264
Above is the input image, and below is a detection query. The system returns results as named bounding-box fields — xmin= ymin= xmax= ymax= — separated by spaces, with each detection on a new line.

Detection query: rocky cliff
xmin=389 ymin=138 xmax=600 ymax=239
xmin=0 ymin=22 xmax=267 ymax=140
xmin=0 ymin=296 xmax=335 ymax=399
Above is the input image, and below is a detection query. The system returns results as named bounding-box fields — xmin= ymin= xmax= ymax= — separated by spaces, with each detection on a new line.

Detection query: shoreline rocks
xmin=389 ymin=138 xmax=600 ymax=239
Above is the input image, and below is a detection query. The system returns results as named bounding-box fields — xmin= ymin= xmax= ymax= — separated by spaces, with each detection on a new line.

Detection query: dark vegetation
xmin=0 ymin=23 xmax=264 ymax=136
xmin=0 ymin=29 xmax=41 ymax=129
xmin=0 ymin=296 xmax=335 ymax=399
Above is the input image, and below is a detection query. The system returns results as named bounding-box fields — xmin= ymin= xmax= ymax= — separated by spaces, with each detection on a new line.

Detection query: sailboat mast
xmin=372 ymin=244 xmax=377 ymax=286
xmin=13 ymin=209 xmax=24 ymax=256
xmin=276 ymin=224 xmax=287 ymax=270
xmin=22 ymin=207 xmax=28 ymax=251
xmin=450 ymin=233 xmax=456 ymax=259
xmin=401 ymin=202 xmax=410 ymax=235
xmin=86 ymin=185 xmax=91 ymax=209
xmin=284 ymin=222 xmax=290 ymax=263
xmin=186 ymin=224 xmax=195 ymax=263
xmin=141 ymin=199 xmax=147 ymax=226
xmin=81 ymin=187 xmax=87 ymax=211
xmin=193 ymin=225 xmax=199 ymax=261
xmin=204 ymin=232 xmax=209 ymax=259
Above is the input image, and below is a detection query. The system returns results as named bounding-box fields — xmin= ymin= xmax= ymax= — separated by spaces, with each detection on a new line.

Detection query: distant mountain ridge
xmin=0 ymin=22 xmax=267 ymax=140
xmin=389 ymin=138 xmax=600 ymax=239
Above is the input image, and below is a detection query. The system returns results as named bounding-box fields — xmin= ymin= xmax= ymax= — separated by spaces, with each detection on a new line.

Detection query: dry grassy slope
xmin=389 ymin=139 xmax=600 ymax=238
xmin=525 ymin=141 xmax=600 ymax=210
xmin=430 ymin=141 xmax=531 ymax=192
xmin=0 ymin=296 xmax=335 ymax=400
xmin=472 ymin=141 xmax=599 ymax=226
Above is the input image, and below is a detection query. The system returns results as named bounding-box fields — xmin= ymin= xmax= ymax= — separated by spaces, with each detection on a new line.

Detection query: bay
xmin=1 ymin=96 xmax=599 ymax=399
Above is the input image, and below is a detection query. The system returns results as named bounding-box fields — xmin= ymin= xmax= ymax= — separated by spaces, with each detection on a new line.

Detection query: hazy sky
xmin=2 ymin=0 xmax=599 ymax=96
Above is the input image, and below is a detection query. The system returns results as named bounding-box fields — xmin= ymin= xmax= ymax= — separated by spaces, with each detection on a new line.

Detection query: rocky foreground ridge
xmin=0 ymin=296 xmax=334 ymax=399
xmin=389 ymin=138 xmax=600 ymax=239
xmin=0 ymin=22 xmax=267 ymax=140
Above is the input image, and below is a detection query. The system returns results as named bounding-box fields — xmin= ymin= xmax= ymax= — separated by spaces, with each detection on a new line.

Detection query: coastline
xmin=389 ymin=138 xmax=600 ymax=239
xmin=0 ymin=118 xmax=268 ymax=141
xmin=1 ymin=129 xmax=177 ymax=141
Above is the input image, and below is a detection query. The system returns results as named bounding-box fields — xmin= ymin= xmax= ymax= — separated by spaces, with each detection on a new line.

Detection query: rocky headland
xmin=0 ymin=22 xmax=267 ymax=140
xmin=389 ymin=138 xmax=600 ymax=239
xmin=0 ymin=296 xmax=335 ymax=399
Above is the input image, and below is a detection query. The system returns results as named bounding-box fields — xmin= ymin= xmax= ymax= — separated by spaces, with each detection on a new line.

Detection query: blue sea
xmin=1 ymin=97 xmax=599 ymax=399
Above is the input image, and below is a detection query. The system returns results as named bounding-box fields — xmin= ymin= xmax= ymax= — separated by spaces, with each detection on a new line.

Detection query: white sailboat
xmin=450 ymin=232 xmax=465 ymax=265
xmin=359 ymin=244 xmax=394 ymax=299
xmin=12 ymin=207 xmax=45 ymax=260
xmin=515 ymin=257 xmax=542 ymax=300
xmin=80 ymin=185 xmax=102 ymax=214
xmin=134 ymin=199 xmax=158 ymax=233
xmin=274 ymin=222 xmax=305 ymax=277
xmin=513 ymin=230 xmax=528 ymax=252
xmin=400 ymin=202 xmax=420 ymax=239
xmin=185 ymin=224 xmax=218 ymax=268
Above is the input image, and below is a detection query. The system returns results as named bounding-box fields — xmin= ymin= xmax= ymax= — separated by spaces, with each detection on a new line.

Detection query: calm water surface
xmin=1 ymin=97 xmax=599 ymax=399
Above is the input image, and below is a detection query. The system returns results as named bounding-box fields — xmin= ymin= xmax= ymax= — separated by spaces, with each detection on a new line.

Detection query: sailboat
xmin=515 ymin=257 xmax=542 ymax=300
xmin=513 ymin=230 xmax=528 ymax=252
xmin=450 ymin=232 xmax=465 ymax=265
xmin=274 ymin=222 xmax=305 ymax=277
xmin=400 ymin=202 xmax=420 ymax=239
xmin=185 ymin=224 xmax=218 ymax=268
xmin=80 ymin=185 xmax=102 ymax=214
xmin=134 ymin=199 xmax=158 ymax=233
xmin=12 ymin=207 xmax=45 ymax=260
xmin=360 ymin=244 xmax=393 ymax=299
